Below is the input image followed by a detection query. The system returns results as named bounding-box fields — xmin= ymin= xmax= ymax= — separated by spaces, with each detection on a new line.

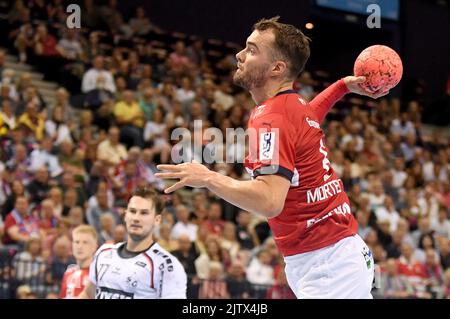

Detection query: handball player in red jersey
xmin=60 ymin=225 xmax=98 ymax=298
xmin=156 ymin=17 xmax=389 ymax=298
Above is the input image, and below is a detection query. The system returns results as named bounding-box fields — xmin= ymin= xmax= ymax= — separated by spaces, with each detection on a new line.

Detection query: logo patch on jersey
xmin=111 ymin=267 xmax=121 ymax=275
xmin=361 ymin=247 xmax=373 ymax=270
xmin=306 ymin=117 xmax=320 ymax=129
xmin=259 ymin=132 xmax=275 ymax=160
xmin=135 ymin=261 xmax=146 ymax=268
xmin=96 ymin=287 xmax=134 ymax=299
xmin=126 ymin=276 xmax=138 ymax=288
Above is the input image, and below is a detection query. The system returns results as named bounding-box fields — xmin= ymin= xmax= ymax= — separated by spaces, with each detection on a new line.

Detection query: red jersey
xmin=60 ymin=265 xmax=90 ymax=298
xmin=244 ymin=80 xmax=358 ymax=256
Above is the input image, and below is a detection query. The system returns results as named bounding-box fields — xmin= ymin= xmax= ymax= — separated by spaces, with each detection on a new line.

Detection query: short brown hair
xmin=72 ymin=225 xmax=98 ymax=241
xmin=253 ymin=16 xmax=310 ymax=80
xmin=131 ymin=186 xmax=164 ymax=215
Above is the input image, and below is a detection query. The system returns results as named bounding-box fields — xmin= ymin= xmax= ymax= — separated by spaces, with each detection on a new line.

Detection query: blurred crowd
xmin=0 ymin=0 xmax=449 ymax=299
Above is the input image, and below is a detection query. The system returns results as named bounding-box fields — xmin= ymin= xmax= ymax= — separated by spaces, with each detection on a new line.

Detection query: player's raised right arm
xmin=308 ymin=76 xmax=388 ymax=124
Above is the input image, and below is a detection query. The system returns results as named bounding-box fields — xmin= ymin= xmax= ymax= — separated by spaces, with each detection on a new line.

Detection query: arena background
xmin=0 ymin=0 xmax=449 ymax=299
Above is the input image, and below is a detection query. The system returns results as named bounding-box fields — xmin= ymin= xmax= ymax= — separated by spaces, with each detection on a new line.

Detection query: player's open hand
xmin=155 ymin=161 xmax=212 ymax=193
xmin=343 ymin=76 xmax=389 ymax=99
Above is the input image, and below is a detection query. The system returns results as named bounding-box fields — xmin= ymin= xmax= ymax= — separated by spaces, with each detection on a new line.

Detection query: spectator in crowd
xmin=423 ymin=248 xmax=444 ymax=297
xmin=195 ymin=236 xmax=224 ymax=280
xmin=29 ymin=138 xmax=63 ymax=178
xmin=378 ymin=258 xmax=414 ymax=298
xmin=48 ymin=187 xmax=63 ymax=219
xmin=356 ymin=209 xmax=373 ymax=240
xmin=97 ymin=126 xmax=128 ymax=167
xmin=2 ymin=196 xmax=40 ymax=248
xmin=129 ymin=6 xmax=155 ymax=36
xmin=97 ymin=213 xmax=116 ymax=245
xmin=26 ymin=166 xmax=50 ymax=205
xmin=203 ymin=201 xmax=225 ymax=235
xmin=86 ymin=189 xmax=120 ymax=234
xmin=375 ymin=196 xmax=401 ymax=233
xmin=220 ymin=222 xmax=240 ymax=262
xmin=17 ymin=102 xmax=45 ymax=142
xmin=33 ymin=24 xmax=59 ymax=58
xmin=157 ymin=222 xmax=178 ymax=252
xmin=143 ymin=107 xmax=171 ymax=163
xmin=225 ymin=260 xmax=251 ymax=299
xmin=172 ymin=234 xmax=199 ymax=277
xmin=432 ymin=207 xmax=450 ymax=238
xmin=246 ymin=249 xmax=275 ymax=286
xmin=113 ymin=90 xmax=145 ymax=148
xmin=171 ymin=204 xmax=198 ymax=242
xmin=112 ymin=224 xmax=127 ymax=243
xmin=46 ymin=235 xmax=75 ymax=286
xmin=198 ymin=261 xmax=229 ymax=299
xmin=12 ymin=236 xmax=46 ymax=286
xmin=56 ymin=29 xmax=84 ymax=62
xmin=82 ymin=55 xmax=116 ymax=94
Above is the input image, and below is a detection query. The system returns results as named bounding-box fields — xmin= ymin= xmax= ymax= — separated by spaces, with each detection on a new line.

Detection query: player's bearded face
xmin=233 ymin=59 xmax=271 ymax=90
xmin=233 ymin=30 xmax=275 ymax=91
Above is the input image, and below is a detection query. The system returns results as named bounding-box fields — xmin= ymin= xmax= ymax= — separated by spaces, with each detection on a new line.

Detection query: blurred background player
xmin=60 ymin=225 xmax=98 ymax=299
xmin=78 ymin=187 xmax=187 ymax=299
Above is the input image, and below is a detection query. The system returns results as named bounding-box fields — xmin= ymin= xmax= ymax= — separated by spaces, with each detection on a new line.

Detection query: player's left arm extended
xmin=309 ymin=76 xmax=390 ymax=124
xmin=156 ymin=163 xmax=290 ymax=219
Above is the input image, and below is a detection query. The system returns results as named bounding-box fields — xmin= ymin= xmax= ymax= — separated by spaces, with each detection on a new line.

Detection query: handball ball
xmin=353 ymin=45 xmax=403 ymax=93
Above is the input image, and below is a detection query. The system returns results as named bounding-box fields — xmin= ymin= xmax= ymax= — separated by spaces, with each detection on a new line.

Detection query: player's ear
xmin=271 ymin=60 xmax=288 ymax=77
xmin=154 ymin=213 xmax=162 ymax=225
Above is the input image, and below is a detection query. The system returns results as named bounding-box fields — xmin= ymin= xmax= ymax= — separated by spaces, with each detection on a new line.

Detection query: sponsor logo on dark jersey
xmin=95 ymin=287 xmax=134 ymax=299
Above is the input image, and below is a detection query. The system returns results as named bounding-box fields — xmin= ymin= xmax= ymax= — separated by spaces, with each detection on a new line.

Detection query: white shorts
xmin=284 ymin=234 xmax=374 ymax=299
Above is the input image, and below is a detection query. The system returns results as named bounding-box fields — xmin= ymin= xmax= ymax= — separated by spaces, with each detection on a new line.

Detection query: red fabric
xmin=244 ymin=84 xmax=357 ymax=256
xmin=41 ymin=35 xmax=59 ymax=56
xmin=308 ymin=79 xmax=349 ymax=124
xmin=60 ymin=266 xmax=90 ymax=299
xmin=396 ymin=260 xmax=427 ymax=278
xmin=2 ymin=212 xmax=40 ymax=244
xmin=203 ymin=220 xmax=225 ymax=235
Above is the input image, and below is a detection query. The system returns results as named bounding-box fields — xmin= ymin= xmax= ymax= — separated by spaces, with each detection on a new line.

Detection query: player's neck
xmin=77 ymin=257 xmax=92 ymax=269
xmin=127 ymin=236 xmax=154 ymax=252
xmin=250 ymin=79 xmax=294 ymax=105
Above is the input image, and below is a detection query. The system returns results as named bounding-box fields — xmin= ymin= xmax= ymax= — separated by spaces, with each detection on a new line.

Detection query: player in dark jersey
xmin=156 ymin=17 xmax=388 ymax=298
